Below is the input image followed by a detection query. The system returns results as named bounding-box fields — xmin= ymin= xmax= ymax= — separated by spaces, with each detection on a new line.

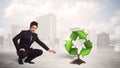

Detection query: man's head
xmin=30 ymin=21 xmax=38 ymax=33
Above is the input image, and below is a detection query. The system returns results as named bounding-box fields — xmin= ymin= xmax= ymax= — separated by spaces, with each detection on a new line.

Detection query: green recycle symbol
xmin=65 ymin=30 xmax=93 ymax=57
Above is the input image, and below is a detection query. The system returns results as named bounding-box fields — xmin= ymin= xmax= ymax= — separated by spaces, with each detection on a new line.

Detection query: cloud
xmin=114 ymin=27 xmax=120 ymax=38
xmin=57 ymin=1 xmax=102 ymax=20
xmin=87 ymin=10 xmax=120 ymax=40
xmin=4 ymin=0 xmax=55 ymax=24
xmin=55 ymin=1 xmax=104 ymax=32
xmin=4 ymin=0 xmax=103 ymax=23
xmin=3 ymin=0 xmax=104 ymax=36
xmin=4 ymin=0 xmax=120 ymax=40
xmin=109 ymin=11 xmax=120 ymax=40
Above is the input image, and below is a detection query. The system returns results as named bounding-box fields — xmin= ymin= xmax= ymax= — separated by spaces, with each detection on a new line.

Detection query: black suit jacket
xmin=13 ymin=30 xmax=49 ymax=52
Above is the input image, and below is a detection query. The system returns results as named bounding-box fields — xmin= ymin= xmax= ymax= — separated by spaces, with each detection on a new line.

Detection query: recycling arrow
xmin=65 ymin=30 xmax=93 ymax=57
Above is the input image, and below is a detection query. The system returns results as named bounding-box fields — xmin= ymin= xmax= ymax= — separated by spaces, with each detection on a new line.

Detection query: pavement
xmin=0 ymin=48 xmax=120 ymax=68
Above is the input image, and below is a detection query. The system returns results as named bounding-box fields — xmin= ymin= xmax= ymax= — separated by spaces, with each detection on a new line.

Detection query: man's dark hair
xmin=30 ymin=21 xmax=38 ymax=28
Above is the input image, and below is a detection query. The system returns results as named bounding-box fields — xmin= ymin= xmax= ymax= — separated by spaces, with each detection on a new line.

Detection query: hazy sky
xmin=0 ymin=0 xmax=120 ymax=39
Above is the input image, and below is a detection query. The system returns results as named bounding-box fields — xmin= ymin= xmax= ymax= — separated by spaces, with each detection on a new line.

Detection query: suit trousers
xmin=17 ymin=49 xmax=43 ymax=61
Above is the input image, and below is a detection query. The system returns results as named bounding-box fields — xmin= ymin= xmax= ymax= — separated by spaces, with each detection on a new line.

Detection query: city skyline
xmin=0 ymin=21 xmax=118 ymax=52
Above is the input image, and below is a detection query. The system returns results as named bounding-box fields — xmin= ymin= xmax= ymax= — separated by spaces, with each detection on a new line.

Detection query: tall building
xmin=0 ymin=35 xmax=4 ymax=51
xmin=11 ymin=24 xmax=27 ymax=38
xmin=110 ymin=39 xmax=120 ymax=52
xmin=0 ymin=35 xmax=4 ymax=45
xmin=113 ymin=43 xmax=120 ymax=52
xmin=59 ymin=30 xmax=70 ymax=53
xmin=10 ymin=24 xmax=27 ymax=50
xmin=6 ymin=33 xmax=13 ymax=49
xmin=97 ymin=32 xmax=111 ymax=51
xmin=87 ymin=29 xmax=97 ymax=52
xmin=36 ymin=13 xmax=57 ymax=48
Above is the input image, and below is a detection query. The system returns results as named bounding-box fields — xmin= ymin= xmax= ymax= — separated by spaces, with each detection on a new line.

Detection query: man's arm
xmin=35 ymin=34 xmax=49 ymax=51
xmin=12 ymin=31 xmax=23 ymax=51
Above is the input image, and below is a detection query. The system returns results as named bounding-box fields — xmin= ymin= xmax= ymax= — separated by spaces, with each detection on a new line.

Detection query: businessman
xmin=13 ymin=21 xmax=55 ymax=64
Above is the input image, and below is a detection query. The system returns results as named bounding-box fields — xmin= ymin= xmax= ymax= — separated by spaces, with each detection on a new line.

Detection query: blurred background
xmin=0 ymin=0 xmax=120 ymax=68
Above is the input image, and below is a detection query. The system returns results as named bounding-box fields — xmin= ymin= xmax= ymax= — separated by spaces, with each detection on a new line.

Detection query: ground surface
xmin=0 ymin=49 xmax=120 ymax=68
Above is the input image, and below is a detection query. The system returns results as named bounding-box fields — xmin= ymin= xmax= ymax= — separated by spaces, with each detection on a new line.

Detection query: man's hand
xmin=48 ymin=49 xmax=56 ymax=54
xmin=19 ymin=48 xmax=25 ymax=51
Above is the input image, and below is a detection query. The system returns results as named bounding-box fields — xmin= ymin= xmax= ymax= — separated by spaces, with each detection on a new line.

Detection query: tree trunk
xmin=70 ymin=54 xmax=86 ymax=65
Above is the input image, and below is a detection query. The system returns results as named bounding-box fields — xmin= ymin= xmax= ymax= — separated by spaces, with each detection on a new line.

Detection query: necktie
xmin=30 ymin=35 xmax=33 ymax=42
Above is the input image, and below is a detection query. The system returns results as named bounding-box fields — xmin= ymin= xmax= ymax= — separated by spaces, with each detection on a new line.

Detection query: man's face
xmin=30 ymin=25 xmax=38 ymax=33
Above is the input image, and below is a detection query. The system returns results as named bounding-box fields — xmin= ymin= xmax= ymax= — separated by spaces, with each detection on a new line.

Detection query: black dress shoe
xmin=24 ymin=61 xmax=35 ymax=64
xmin=24 ymin=58 xmax=35 ymax=64
xmin=18 ymin=58 xmax=24 ymax=64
